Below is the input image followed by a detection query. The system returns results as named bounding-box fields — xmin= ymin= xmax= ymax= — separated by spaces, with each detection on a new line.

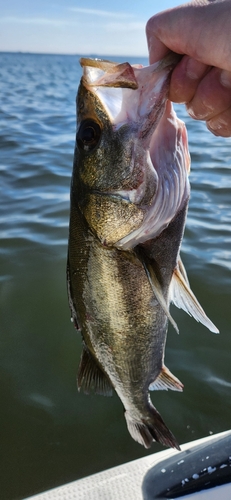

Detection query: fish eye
xmin=76 ymin=119 xmax=102 ymax=152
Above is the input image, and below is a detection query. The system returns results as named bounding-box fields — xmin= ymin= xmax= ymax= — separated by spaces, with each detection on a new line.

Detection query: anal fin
xmin=77 ymin=346 xmax=113 ymax=396
xmin=149 ymin=366 xmax=183 ymax=392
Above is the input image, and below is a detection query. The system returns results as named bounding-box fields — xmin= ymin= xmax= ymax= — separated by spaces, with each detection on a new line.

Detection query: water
xmin=0 ymin=52 xmax=231 ymax=500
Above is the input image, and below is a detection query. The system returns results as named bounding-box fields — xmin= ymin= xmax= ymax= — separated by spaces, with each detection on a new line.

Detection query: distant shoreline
xmin=0 ymin=50 xmax=148 ymax=60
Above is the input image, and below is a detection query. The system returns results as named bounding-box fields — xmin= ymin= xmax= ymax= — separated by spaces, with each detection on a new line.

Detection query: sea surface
xmin=1 ymin=52 xmax=231 ymax=500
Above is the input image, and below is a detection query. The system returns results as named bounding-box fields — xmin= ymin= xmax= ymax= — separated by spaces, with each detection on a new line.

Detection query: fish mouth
xmin=80 ymin=54 xmax=181 ymax=131
xmin=102 ymin=99 xmax=190 ymax=250
xmin=81 ymin=56 xmax=190 ymax=250
xmin=115 ymin=101 xmax=190 ymax=250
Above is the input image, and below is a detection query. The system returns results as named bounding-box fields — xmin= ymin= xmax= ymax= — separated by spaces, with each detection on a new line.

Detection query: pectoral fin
xmin=170 ymin=261 xmax=219 ymax=334
xmin=135 ymin=247 xmax=179 ymax=334
xmin=149 ymin=366 xmax=183 ymax=392
xmin=77 ymin=346 xmax=113 ymax=396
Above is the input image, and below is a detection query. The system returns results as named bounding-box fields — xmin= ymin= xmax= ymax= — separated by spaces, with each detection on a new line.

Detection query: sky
xmin=0 ymin=0 xmax=185 ymax=57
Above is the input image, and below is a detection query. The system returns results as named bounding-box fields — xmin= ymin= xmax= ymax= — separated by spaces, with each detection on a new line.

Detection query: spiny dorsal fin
xmin=170 ymin=263 xmax=219 ymax=334
xmin=135 ymin=248 xmax=179 ymax=334
xmin=149 ymin=366 xmax=183 ymax=392
xmin=77 ymin=346 xmax=113 ymax=396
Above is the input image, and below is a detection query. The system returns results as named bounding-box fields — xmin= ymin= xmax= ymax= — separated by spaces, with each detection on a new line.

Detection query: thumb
xmin=146 ymin=1 xmax=231 ymax=70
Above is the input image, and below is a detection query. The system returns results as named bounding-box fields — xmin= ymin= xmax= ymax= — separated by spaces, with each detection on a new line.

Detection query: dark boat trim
xmin=142 ymin=433 xmax=231 ymax=499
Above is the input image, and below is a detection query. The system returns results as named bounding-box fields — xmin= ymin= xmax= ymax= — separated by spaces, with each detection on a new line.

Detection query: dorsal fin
xmin=170 ymin=261 xmax=219 ymax=333
xmin=77 ymin=346 xmax=113 ymax=396
xmin=149 ymin=365 xmax=183 ymax=392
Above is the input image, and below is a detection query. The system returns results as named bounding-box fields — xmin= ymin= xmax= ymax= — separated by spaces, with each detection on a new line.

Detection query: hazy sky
xmin=0 ymin=0 xmax=185 ymax=56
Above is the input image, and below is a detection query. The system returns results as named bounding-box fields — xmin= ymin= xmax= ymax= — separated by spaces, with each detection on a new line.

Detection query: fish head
xmin=73 ymin=55 xmax=190 ymax=247
xmin=75 ymin=67 xmax=141 ymax=204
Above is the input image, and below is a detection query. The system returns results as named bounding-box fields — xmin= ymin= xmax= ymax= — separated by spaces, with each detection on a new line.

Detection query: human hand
xmin=146 ymin=0 xmax=231 ymax=137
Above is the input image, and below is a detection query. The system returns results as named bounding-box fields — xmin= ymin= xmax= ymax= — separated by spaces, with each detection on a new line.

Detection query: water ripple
xmin=1 ymin=53 xmax=231 ymax=499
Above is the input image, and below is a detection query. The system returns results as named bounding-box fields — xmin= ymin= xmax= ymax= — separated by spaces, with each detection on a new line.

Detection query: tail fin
xmin=124 ymin=404 xmax=180 ymax=451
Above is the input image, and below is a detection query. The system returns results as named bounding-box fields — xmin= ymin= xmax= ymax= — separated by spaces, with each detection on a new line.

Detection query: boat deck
xmin=25 ymin=430 xmax=231 ymax=500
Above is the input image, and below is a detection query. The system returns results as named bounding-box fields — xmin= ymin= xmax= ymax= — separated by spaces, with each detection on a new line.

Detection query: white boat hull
xmin=25 ymin=430 xmax=231 ymax=500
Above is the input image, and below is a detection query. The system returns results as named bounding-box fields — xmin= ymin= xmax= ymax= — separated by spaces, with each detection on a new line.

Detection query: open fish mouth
xmin=81 ymin=56 xmax=191 ymax=249
xmin=116 ymin=100 xmax=191 ymax=249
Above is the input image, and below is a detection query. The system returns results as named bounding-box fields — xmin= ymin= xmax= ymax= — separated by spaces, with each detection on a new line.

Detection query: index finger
xmin=145 ymin=24 xmax=170 ymax=64
xmin=146 ymin=9 xmax=183 ymax=64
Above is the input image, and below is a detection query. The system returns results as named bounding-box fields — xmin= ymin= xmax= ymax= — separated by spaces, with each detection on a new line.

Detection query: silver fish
xmin=67 ymin=56 xmax=218 ymax=450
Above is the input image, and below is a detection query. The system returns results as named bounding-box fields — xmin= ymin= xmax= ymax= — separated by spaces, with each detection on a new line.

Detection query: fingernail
xmin=207 ymin=117 xmax=228 ymax=136
xmin=207 ymin=122 xmax=221 ymax=136
xmin=220 ymin=70 xmax=231 ymax=89
xmin=185 ymin=58 xmax=208 ymax=80
xmin=187 ymin=105 xmax=207 ymax=120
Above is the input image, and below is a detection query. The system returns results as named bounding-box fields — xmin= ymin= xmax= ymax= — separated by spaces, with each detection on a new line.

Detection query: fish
xmin=67 ymin=55 xmax=219 ymax=450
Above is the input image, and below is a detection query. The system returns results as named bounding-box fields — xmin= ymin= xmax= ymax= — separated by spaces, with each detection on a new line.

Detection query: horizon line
xmin=0 ymin=49 xmax=149 ymax=59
